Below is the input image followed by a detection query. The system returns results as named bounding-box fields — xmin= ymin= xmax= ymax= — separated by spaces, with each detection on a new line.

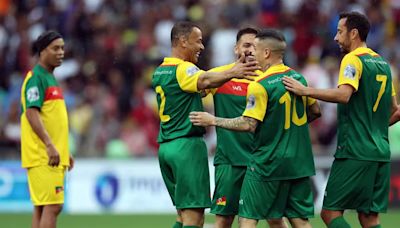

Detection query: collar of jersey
xmin=34 ymin=64 xmax=53 ymax=76
xmin=350 ymin=47 xmax=378 ymax=57
xmin=161 ymin=57 xmax=185 ymax=66
xmin=258 ymin=63 xmax=291 ymax=80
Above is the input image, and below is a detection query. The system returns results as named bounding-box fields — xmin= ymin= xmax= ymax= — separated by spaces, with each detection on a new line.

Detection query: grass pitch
xmin=2 ymin=211 xmax=399 ymax=227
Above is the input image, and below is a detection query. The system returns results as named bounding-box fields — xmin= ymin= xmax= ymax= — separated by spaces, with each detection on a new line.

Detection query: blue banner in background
xmin=0 ymin=161 xmax=31 ymax=212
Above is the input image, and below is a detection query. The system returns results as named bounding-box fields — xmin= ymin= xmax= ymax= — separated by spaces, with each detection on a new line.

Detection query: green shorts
xmin=239 ymin=171 xmax=314 ymax=220
xmin=210 ymin=165 xmax=247 ymax=215
xmin=323 ymin=158 xmax=390 ymax=213
xmin=158 ymin=137 xmax=211 ymax=209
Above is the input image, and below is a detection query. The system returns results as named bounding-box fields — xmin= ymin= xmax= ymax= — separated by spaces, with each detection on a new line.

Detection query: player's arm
xmin=389 ymin=91 xmax=400 ymax=125
xmin=189 ymin=113 xmax=258 ymax=132
xmin=26 ymin=108 xmax=60 ymax=166
xmin=307 ymin=98 xmax=321 ymax=123
xmin=197 ymin=55 xmax=260 ymax=90
xmin=283 ymin=54 xmax=360 ymax=104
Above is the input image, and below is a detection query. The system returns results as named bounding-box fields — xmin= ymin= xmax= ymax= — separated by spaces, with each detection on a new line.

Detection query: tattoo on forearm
xmin=215 ymin=116 xmax=257 ymax=132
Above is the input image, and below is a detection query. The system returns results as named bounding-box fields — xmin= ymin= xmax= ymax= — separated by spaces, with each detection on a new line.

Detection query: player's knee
xmin=358 ymin=212 xmax=379 ymax=228
xmin=215 ymin=215 xmax=234 ymax=227
xmin=47 ymin=204 xmax=63 ymax=215
xmin=267 ymin=218 xmax=288 ymax=228
xmin=320 ymin=209 xmax=342 ymax=225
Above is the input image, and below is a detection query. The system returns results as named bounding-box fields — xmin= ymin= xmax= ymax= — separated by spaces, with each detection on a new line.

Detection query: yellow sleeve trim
xmin=176 ymin=62 xmax=204 ymax=93
xmin=392 ymin=82 xmax=396 ymax=97
xmin=307 ymin=97 xmax=316 ymax=106
xmin=337 ymin=54 xmax=362 ymax=91
xmin=242 ymin=82 xmax=268 ymax=122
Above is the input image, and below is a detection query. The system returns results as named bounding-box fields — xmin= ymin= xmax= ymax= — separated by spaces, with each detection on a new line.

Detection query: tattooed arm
xmin=189 ymin=112 xmax=258 ymax=133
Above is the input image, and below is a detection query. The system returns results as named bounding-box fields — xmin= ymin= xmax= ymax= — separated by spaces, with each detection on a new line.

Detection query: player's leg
xmin=40 ymin=204 xmax=63 ymax=228
xmin=158 ymin=141 xmax=181 ymax=227
xmin=27 ymin=166 xmax=65 ymax=228
xmin=239 ymin=217 xmax=258 ymax=228
xmin=357 ymin=162 xmax=390 ymax=228
xmin=211 ymin=165 xmax=246 ymax=228
xmin=239 ymin=170 xmax=287 ymax=228
xmin=322 ymin=159 xmax=378 ymax=228
xmin=285 ymin=177 xmax=313 ymax=228
xmin=172 ymin=137 xmax=211 ymax=227
xmin=32 ymin=205 xmax=43 ymax=228
xmin=266 ymin=218 xmax=288 ymax=228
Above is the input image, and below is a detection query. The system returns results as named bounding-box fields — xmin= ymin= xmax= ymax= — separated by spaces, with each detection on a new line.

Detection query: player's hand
xmin=46 ymin=143 xmax=60 ymax=167
xmin=189 ymin=111 xmax=216 ymax=127
xmin=68 ymin=155 xmax=74 ymax=171
xmin=229 ymin=54 xmax=260 ymax=80
xmin=282 ymin=76 xmax=309 ymax=96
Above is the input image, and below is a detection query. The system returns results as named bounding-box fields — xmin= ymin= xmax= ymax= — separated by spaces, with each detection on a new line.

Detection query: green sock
xmin=182 ymin=226 xmax=200 ymax=228
xmin=328 ymin=216 xmax=351 ymax=228
xmin=173 ymin=222 xmax=182 ymax=228
xmin=369 ymin=225 xmax=381 ymax=228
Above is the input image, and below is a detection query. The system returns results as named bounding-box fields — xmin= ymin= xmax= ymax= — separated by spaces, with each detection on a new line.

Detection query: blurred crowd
xmin=0 ymin=0 xmax=399 ymax=159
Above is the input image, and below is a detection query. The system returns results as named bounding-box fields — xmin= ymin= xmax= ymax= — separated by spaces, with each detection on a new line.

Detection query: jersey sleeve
xmin=25 ymin=75 xmax=45 ymax=109
xmin=392 ymin=82 xmax=396 ymax=97
xmin=307 ymin=97 xmax=316 ymax=106
xmin=242 ymin=82 xmax=268 ymax=122
xmin=337 ymin=54 xmax=362 ymax=91
xmin=176 ymin=62 xmax=205 ymax=93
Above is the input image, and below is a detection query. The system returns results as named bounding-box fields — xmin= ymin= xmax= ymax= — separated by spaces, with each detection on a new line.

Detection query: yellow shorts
xmin=27 ymin=166 xmax=66 ymax=206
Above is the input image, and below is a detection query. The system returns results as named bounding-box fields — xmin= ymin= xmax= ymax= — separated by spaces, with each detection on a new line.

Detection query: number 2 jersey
xmin=335 ymin=47 xmax=396 ymax=162
xmin=152 ymin=57 xmax=206 ymax=143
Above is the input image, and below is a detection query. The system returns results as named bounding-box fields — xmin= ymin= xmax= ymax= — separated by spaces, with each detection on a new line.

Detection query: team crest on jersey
xmin=246 ymin=94 xmax=256 ymax=109
xmin=216 ymin=196 xmax=226 ymax=206
xmin=343 ymin=64 xmax=356 ymax=79
xmin=186 ymin=66 xmax=200 ymax=76
xmin=27 ymin=86 xmax=40 ymax=102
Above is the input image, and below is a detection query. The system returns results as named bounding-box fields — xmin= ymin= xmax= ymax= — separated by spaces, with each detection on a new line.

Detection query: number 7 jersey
xmin=336 ymin=47 xmax=395 ymax=161
xmin=152 ymin=57 xmax=206 ymax=143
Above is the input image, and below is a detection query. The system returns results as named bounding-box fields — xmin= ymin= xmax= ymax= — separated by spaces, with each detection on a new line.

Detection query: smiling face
xmin=185 ymin=27 xmax=204 ymax=64
xmin=40 ymin=38 xmax=65 ymax=69
xmin=334 ymin=18 xmax=352 ymax=54
xmin=235 ymin=33 xmax=256 ymax=62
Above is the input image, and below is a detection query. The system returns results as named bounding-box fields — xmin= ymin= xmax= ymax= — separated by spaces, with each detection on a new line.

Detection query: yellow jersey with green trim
xmin=242 ymin=64 xmax=316 ymax=180
xmin=20 ymin=64 xmax=70 ymax=168
xmin=152 ymin=57 xmax=206 ymax=143
xmin=336 ymin=47 xmax=395 ymax=161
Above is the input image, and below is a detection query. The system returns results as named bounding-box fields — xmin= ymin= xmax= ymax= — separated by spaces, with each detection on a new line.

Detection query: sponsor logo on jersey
xmin=216 ymin=196 xmax=226 ymax=206
xmin=239 ymin=199 xmax=244 ymax=205
xmin=27 ymin=86 xmax=40 ymax=102
xmin=232 ymin=85 xmax=242 ymax=91
xmin=186 ymin=66 xmax=200 ymax=76
xmin=343 ymin=64 xmax=356 ymax=79
xmin=55 ymin=186 xmax=64 ymax=194
xmin=246 ymin=94 xmax=256 ymax=109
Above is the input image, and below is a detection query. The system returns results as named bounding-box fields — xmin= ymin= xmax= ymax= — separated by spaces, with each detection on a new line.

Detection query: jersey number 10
xmin=279 ymin=92 xmax=307 ymax=129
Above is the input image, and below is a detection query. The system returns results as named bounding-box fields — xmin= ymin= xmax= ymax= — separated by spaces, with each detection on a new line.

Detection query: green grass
xmin=2 ymin=211 xmax=399 ymax=227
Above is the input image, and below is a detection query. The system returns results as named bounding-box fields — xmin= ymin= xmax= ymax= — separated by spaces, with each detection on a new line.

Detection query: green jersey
xmin=243 ymin=64 xmax=316 ymax=181
xmin=336 ymin=47 xmax=394 ymax=161
xmin=209 ymin=63 xmax=255 ymax=166
xmin=152 ymin=57 xmax=206 ymax=143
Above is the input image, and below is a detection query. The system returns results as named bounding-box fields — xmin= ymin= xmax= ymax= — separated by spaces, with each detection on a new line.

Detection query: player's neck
xmin=38 ymin=61 xmax=55 ymax=73
xmin=350 ymin=41 xmax=367 ymax=52
xmin=171 ymin=48 xmax=189 ymax=62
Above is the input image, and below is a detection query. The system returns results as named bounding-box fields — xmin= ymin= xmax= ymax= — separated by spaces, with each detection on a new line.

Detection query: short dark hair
xmin=256 ymin=29 xmax=286 ymax=43
xmin=171 ymin=21 xmax=200 ymax=46
xmin=236 ymin=27 xmax=259 ymax=43
xmin=339 ymin=11 xmax=370 ymax=41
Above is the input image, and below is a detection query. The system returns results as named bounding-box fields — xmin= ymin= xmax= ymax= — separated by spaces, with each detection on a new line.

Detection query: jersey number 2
xmin=279 ymin=92 xmax=307 ymax=129
xmin=373 ymin=74 xmax=387 ymax=112
xmin=155 ymin=86 xmax=170 ymax=122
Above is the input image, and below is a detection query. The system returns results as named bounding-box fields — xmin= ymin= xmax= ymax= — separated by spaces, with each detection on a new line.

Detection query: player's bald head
xmin=255 ymin=29 xmax=286 ymax=57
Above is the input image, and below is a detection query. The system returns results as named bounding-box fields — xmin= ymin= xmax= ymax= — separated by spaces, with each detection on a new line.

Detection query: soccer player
xmin=190 ymin=29 xmax=321 ymax=228
xmin=283 ymin=12 xmax=400 ymax=228
xmin=21 ymin=31 xmax=74 ymax=228
xmin=152 ymin=21 xmax=259 ymax=228
xmin=207 ymin=27 xmax=285 ymax=228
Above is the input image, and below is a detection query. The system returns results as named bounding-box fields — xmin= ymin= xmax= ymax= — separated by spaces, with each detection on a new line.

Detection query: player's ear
xmin=180 ymin=35 xmax=188 ymax=48
xmin=350 ymin=28 xmax=359 ymax=41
